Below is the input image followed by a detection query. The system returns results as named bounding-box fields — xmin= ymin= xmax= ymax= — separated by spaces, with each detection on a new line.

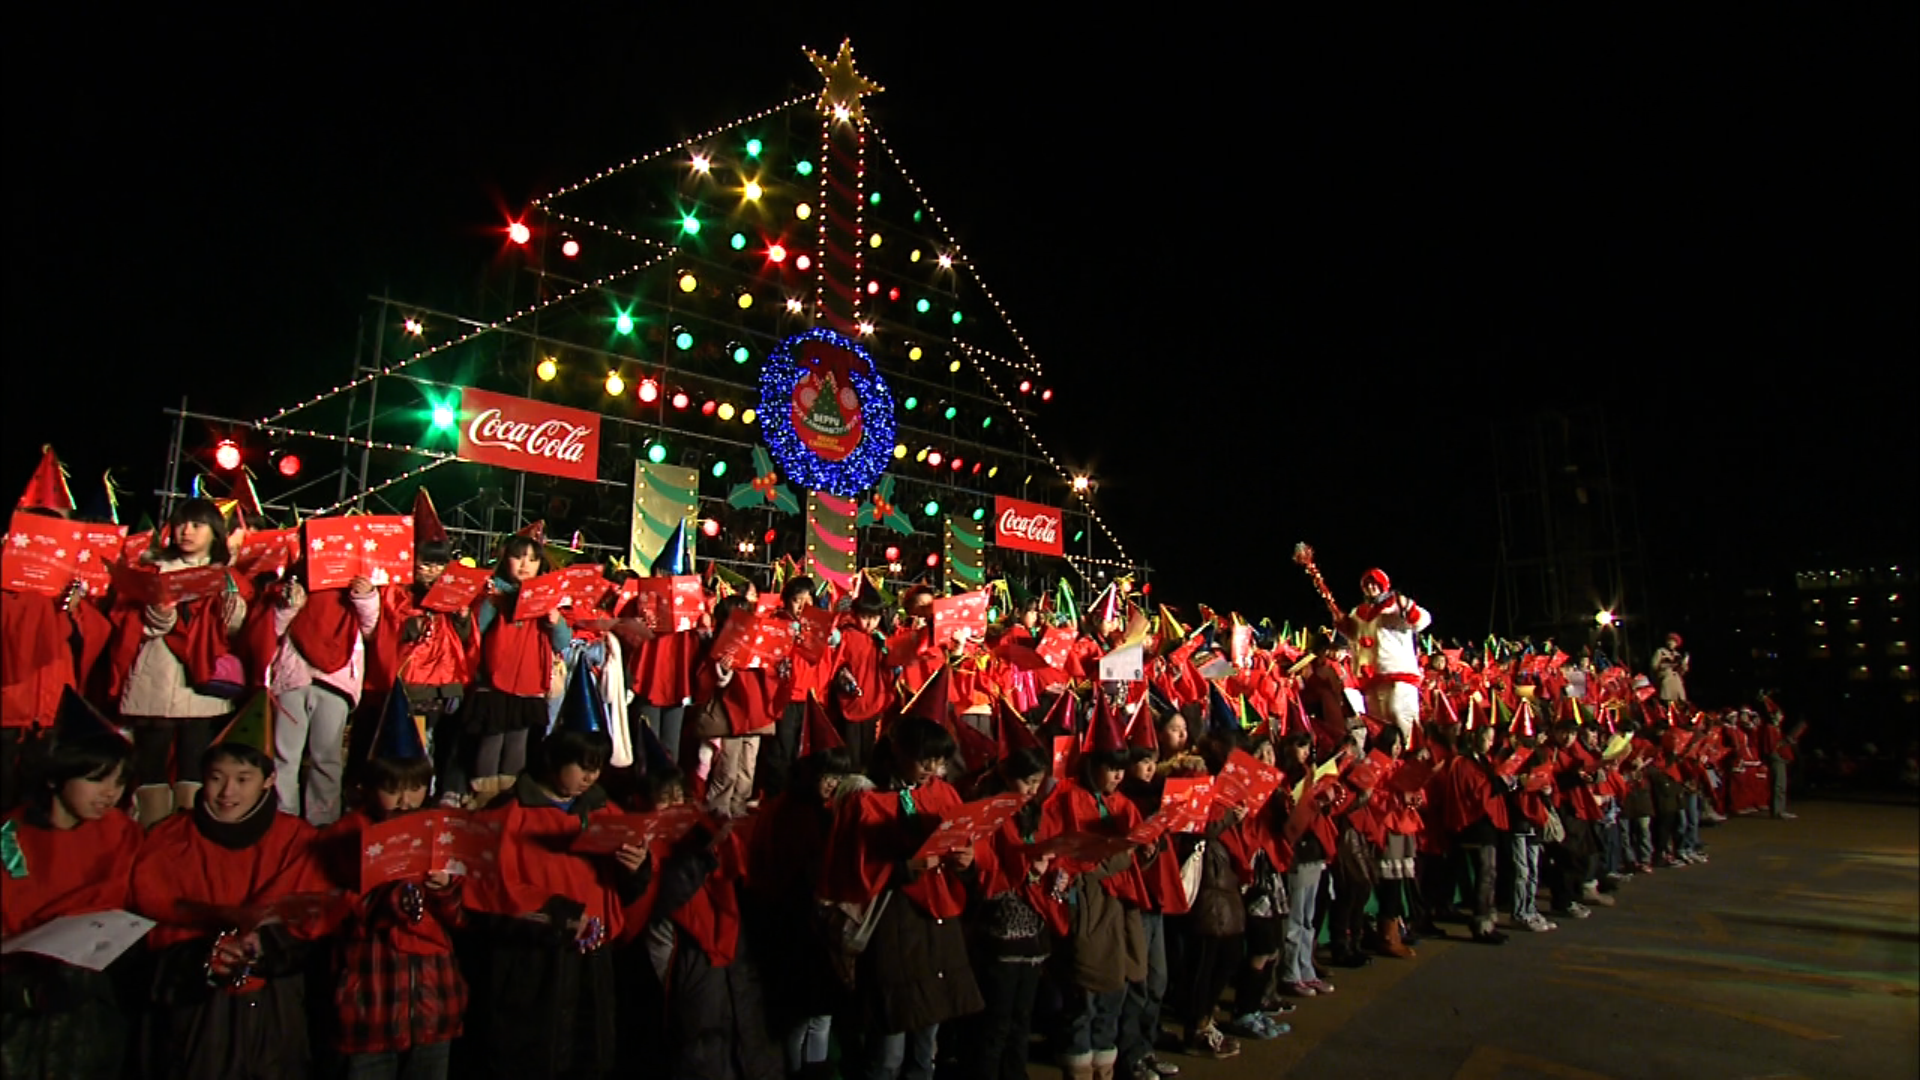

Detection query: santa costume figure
xmin=1340 ymin=568 xmax=1432 ymax=744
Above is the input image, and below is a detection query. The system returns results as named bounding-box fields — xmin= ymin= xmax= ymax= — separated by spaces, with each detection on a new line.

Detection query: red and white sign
xmin=993 ymin=496 xmax=1063 ymax=556
xmin=2 ymin=513 xmax=127 ymax=599
xmin=421 ymin=562 xmax=491 ymax=613
xmin=710 ymin=611 xmax=795 ymax=670
xmin=306 ymin=516 xmax=414 ymax=591
xmin=932 ymin=590 xmax=991 ymax=645
xmin=514 ymin=565 xmax=608 ymax=621
xmin=631 ymin=575 xmax=705 ymax=633
xmin=457 ymin=387 xmax=601 ymax=483
xmin=231 ymin=529 xmax=301 ymax=578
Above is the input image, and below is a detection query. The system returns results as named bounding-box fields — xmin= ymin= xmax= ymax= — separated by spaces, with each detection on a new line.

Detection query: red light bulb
xmin=1041 ymin=389 xmax=1054 ymax=401
xmin=768 ymin=244 xmax=788 ymax=263
xmin=561 ymin=238 xmax=580 ymax=257
xmin=884 ymin=546 xmax=901 ymax=562
xmin=926 ymin=451 xmax=943 ymax=468
xmin=702 ymin=400 xmax=718 ymax=416
xmin=764 ymin=529 xmax=778 ymax=545
xmin=950 ymin=457 xmax=964 ymax=471
xmin=888 ymin=287 xmax=900 ymax=302
xmin=1019 ymin=380 xmax=1032 ymax=393
xmin=638 ymin=378 xmax=660 ymax=403
xmin=508 ymin=222 xmax=531 ymax=245
xmin=795 ymin=254 xmax=812 ymax=271
xmin=926 ymin=553 xmax=940 ymax=568
xmin=701 ymin=518 xmax=721 ymax=538
xmin=866 ymin=280 xmax=880 ymax=295
xmin=213 ymin=440 xmax=241 ymax=471
xmin=672 ymin=392 xmax=690 ymax=410
xmin=276 ymin=453 xmax=301 ymax=478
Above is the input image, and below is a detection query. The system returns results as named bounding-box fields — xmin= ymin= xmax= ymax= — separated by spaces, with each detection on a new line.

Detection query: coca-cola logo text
xmin=994 ymin=496 xmax=1065 ymax=556
xmin=999 ymin=508 xmax=1059 ymax=545
xmin=456 ymin=388 xmax=602 ymax=484
xmin=467 ymin=409 xmax=592 ymax=465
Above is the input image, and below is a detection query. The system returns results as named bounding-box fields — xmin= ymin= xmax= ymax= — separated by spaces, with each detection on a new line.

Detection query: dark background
xmin=7 ymin=11 xmax=1915 ymax=669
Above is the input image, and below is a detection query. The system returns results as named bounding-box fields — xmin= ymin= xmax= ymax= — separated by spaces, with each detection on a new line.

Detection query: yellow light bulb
xmin=988 ymin=466 xmax=999 ymax=478
xmin=908 ymin=346 xmax=922 ymax=361
xmin=536 ymin=357 xmax=557 ymax=382
xmin=679 ymin=273 xmax=698 ymax=293
xmin=894 ymin=444 xmax=907 ymax=459
xmin=869 ymin=233 xmax=883 ymax=248
xmin=915 ymin=448 xmax=928 ymax=463
xmin=718 ymin=403 xmax=736 ymax=421
xmin=605 ymin=372 xmax=624 ymax=396
xmin=910 ymin=249 xmax=922 ymax=263
xmin=737 ymin=292 xmax=754 ymax=309
xmin=948 ymin=360 xmax=961 ymax=373
xmin=741 ymin=409 xmax=757 ymax=424
xmin=744 ymin=181 xmax=763 ymax=200
xmin=796 ymin=203 xmax=812 ymax=220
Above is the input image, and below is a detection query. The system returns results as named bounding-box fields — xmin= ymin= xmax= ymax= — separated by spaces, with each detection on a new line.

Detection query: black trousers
xmin=967 ymin=957 xmax=1044 ymax=1080
xmin=1173 ymin=934 xmax=1241 ymax=1035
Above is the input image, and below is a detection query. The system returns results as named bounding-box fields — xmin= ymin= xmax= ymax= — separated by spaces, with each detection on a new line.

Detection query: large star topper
xmin=805 ymin=39 xmax=883 ymax=125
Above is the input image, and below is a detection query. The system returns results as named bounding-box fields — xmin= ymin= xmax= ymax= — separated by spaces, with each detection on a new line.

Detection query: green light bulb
xmin=951 ymin=311 xmax=963 ymax=325
xmin=924 ymin=500 xmax=940 ymax=517
xmin=1073 ymin=530 xmax=1085 ymax=543
xmin=904 ymin=396 xmax=918 ymax=410
xmin=681 ymin=214 xmax=701 ymax=235
xmin=915 ymin=298 xmax=931 ymax=314
xmin=431 ymin=405 xmax=454 ymax=430
xmin=795 ymin=160 xmax=814 ymax=177
xmin=913 ymin=209 xmax=923 ymax=223
xmin=712 ymin=461 xmax=728 ymax=478
xmin=981 ymin=416 xmax=992 ymax=429
xmin=732 ymin=345 xmax=750 ymax=364
xmin=648 ymin=444 xmax=668 ymax=464
xmin=943 ymin=406 xmax=957 ymax=421
xmin=730 ymin=233 xmax=747 ymax=251
xmin=745 ymin=138 xmax=763 ymax=157
xmin=972 ymin=507 xmax=985 ymax=521
xmin=675 ymin=331 xmax=694 ymax=350
xmin=869 ymin=191 xmax=882 ymax=206
xmin=615 ymin=313 xmax=635 ymax=335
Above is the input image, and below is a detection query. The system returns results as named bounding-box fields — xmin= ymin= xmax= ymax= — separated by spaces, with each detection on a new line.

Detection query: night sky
xmin=7 ymin=11 xmax=1914 ymax=647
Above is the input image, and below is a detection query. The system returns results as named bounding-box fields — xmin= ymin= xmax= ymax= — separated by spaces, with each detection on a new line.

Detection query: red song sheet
xmin=514 ymin=565 xmax=610 ymax=621
xmin=359 ymin=809 xmax=504 ymax=890
xmin=630 ymin=575 xmax=705 ymax=633
xmin=1129 ymin=778 xmax=1215 ymax=845
xmin=107 ymin=562 xmax=232 ymax=607
xmin=421 ymin=562 xmax=491 ymax=613
xmin=1384 ymin=759 xmax=1436 ymax=794
xmin=792 ymin=605 xmax=838 ymax=662
xmin=1211 ymin=749 xmax=1283 ymax=813
xmin=913 ymin=793 xmax=1028 ymax=862
xmin=305 ymin=516 xmax=415 ymax=590
xmin=2 ymin=513 xmax=127 ymax=599
xmin=710 ymin=611 xmax=795 ymax=670
xmin=1522 ymin=763 xmax=1556 ymax=794
xmin=571 ymin=805 xmax=710 ymax=856
xmin=1025 ymin=830 xmax=1133 ymax=866
xmin=230 ymin=529 xmax=300 ymax=578
xmin=932 ymin=590 xmax=990 ymax=645
xmin=1035 ymin=626 xmax=1075 ymax=670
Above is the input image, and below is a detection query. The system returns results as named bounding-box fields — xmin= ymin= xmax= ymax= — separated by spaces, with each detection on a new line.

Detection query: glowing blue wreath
xmin=757 ymin=327 xmax=898 ymax=498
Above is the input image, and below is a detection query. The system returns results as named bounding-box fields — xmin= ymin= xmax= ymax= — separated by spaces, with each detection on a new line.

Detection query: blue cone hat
xmin=371 ymin=682 xmax=429 ymax=761
xmin=650 ymin=518 xmax=691 ymax=577
xmin=558 ymin=659 xmax=609 ymax=736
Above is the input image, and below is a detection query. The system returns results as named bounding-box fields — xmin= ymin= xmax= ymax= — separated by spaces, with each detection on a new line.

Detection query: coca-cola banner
xmin=993 ymin=496 xmax=1064 ymax=556
xmin=457 ymin=387 xmax=600 ymax=483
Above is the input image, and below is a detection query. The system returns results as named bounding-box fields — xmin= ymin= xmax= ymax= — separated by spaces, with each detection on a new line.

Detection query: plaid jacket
xmin=333 ymin=880 xmax=469 ymax=1055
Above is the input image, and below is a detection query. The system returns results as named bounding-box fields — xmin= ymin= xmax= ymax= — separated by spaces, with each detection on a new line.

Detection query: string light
xmin=870 ymin=126 xmax=1047 ymax=377
xmin=402 ymin=318 xmax=424 ymax=336
xmin=532 ymin=93 xmax=810 ymax=204
xmin=256 ymin=253 xmax=668 ymax=427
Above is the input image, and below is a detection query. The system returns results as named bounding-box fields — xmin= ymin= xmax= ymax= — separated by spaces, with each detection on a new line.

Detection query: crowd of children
xmin=0 ymin=454 xmax=1805 ymax=1080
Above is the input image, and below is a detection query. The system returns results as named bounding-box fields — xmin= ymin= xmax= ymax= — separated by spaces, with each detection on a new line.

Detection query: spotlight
xmin=507 ymin=222 xmax=531 ymax=245
xmin=213 ymin=439 xmax=241 ymax=471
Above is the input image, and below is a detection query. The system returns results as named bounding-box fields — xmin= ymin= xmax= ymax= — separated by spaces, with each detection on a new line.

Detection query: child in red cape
xmin=1040 ymin=744 xmax=1152 ymax=1074
xmin=457 ymin=720 xmax=646 ymax=1080
xmin=128 ymin=704 xmax=331 ymax=1079
xmin=1439 ymin=722 xmax=1511 ymax=944
xmin=0 ymin=691 xmax=140 ymax=1078
xmin=316 ymin=713 xmax=468 ymax=1080
xmin=819 ymin=716 xmax=987 ymax=1080
xmin=831 ymin=587 xmax=895 ymax=768
xmin=964 ymin=746 xmax=1060 ymax=1080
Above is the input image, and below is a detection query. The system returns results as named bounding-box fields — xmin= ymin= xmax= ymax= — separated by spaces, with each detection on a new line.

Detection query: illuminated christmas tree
xmin=224 ymin=40 xmax=1144 ymax=596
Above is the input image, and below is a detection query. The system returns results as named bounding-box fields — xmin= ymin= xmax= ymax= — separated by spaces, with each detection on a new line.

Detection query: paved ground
xmin=1168 ymin=800 xmax=1920 ymax=1080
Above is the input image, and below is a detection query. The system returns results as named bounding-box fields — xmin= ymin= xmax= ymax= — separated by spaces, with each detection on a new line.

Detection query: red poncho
xmin=0 ymin=806 xmax=142 ymax=936
xmin=130 ymin=806 xmax=325 ymax=950
xmin=819 ymin=778 xmax=986 ymax=920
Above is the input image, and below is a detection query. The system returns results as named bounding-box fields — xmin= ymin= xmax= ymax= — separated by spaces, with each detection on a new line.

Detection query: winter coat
xmin=118 ymin=557 xmax=246 ymax=720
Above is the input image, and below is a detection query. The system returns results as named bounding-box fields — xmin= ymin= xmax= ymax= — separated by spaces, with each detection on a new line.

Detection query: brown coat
xmin=1067 ymin=860 xmax=1147 ymax=994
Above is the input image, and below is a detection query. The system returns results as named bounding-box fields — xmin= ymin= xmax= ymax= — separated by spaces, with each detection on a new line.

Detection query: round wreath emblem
xmin=757 ymin=327 xmax=897 ymax=497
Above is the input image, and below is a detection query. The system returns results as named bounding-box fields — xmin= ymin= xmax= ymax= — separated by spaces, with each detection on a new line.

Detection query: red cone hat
xmin=413 ymin=488 xmax=449 ymax=547
xmin=17 ymin=445 xmax=75 ymax=514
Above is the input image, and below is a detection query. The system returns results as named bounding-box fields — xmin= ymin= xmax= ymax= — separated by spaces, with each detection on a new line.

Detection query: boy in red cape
xmin=316 ymin=684 xmax=467 ymax=1080
xmin=128 ymin=692 xmax=333 ymax=1079
xmin=831 ymin=586 xmax=896 ymax=768
xmin=1437 ymin=722 xmax=1511 ymax=944
xmin=367 ymin=525 xmax=478 ymax=805
xmin=458 ymin=663 xmax=648 ymax=1080
xmin=819 ymin=715 xmax=988 ymax=1080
